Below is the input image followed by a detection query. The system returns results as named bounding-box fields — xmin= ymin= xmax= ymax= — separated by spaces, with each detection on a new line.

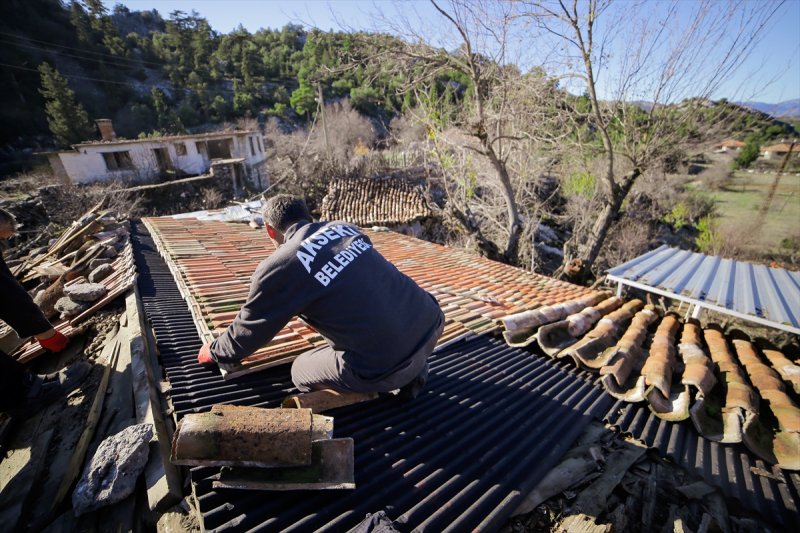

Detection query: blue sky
xmin=108 ymin=0 xmax=800 ymax=104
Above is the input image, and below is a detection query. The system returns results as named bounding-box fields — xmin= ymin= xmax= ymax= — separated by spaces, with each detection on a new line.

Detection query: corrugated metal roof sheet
xmin=133 ymin=221 xmax=614 ymax=531
xmin=606 ymin=245 xmax=800 ymax=334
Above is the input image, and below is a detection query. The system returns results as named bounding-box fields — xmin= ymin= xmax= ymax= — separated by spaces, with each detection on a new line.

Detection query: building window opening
xmin=102 ymin=151 xmax=134 ymax=171
xmin=153 ymin=147 xmax=172 ymax=174
xmin=175 ymin=142 xmax=187 ymax=156
xmin=257 ymin=136 xmax=263 ymax=153
xmin=207 ymin=139 xmax=232 ymax=159
xmin=249 ymin=137 xmax=256 ymax=156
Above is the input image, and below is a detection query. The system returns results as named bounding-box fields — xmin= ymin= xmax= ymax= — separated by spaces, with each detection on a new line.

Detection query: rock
xmin=88 ymin=264 xmax=114 ymax=283
xmin=54 ymin=296 xmax=88 ymax=318
xmin=536 ymin=223 xmax=560 ymax=244
xmin=33 ymin=279 xmax=65 ymax=319
xmin=72 ymin=423 xmax=153 ymax=516
xmin=88 ymin=258 xmax=112 ymax=270
xmin=102 ymin=245 xmax=118 ymax=259
xmin=64 ymin=283 xmax=108 ymax=303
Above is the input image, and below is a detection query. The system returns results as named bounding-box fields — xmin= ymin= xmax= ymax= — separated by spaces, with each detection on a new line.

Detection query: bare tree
xmin=514 ymin=0 xmax=782 ymax=278
xmin=366 ymin=0 xmax=530 ymax=262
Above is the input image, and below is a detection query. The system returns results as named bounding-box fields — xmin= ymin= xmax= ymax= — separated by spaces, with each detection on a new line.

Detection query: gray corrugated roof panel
xmin=607 ymin=246 xmax=800 ymax=333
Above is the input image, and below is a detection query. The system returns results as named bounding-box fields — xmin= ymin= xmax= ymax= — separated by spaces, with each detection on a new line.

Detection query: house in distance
xmin=46 ymin=119 xmax=267 ymax=191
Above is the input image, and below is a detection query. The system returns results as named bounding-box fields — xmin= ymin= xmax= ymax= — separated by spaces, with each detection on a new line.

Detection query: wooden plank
xmin=214 ymin=438 xmax=355 ymax=491
xmin=74 ymin=310 xmax=138 ymax=533
xmin=27 ymin=336 xmax=118 ymax=531
xmin=558 ymin=514 xmax=613 ymax=532
xmin=52 ymin=340 xmax=118 ymax=511
xmin=281 ymin=389 xmax=378 ymax=413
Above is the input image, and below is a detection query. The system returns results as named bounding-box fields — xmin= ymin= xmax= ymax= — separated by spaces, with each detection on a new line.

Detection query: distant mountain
xmin=737 ymin=99 xmax=800 ymax=118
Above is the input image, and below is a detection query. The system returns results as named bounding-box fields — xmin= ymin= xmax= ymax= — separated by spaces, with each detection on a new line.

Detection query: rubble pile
xmin=2 ymin=201 xmax=137 ymax=367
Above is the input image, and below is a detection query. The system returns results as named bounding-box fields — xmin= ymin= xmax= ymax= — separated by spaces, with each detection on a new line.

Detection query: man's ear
xmin=266 ymin=224 xmax=278 ymax=240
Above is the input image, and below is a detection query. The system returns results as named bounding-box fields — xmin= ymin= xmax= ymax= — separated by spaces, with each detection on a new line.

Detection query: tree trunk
xmin=447 ymin=204 xmax=503 ymax=261
xmin=482 ymin=138 xmax=522 ymax=263
xmin=557 ymin=168 xmax=641 ymax=281
xmin=576 ymin=169 xmax=641 ymax=274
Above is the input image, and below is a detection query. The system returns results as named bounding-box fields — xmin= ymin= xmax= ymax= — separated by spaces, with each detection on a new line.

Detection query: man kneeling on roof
xmin=197 ymin=194 xmax=445 ymax=400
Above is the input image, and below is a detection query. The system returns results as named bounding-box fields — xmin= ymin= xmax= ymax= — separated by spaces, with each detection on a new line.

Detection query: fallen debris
xmin=505 ymin=422 xmax=777 ymax=533
xmin=282 ymin=389 xmax=379 ymax=413
xmin=72 ymin=423 xmax=154 ymax=516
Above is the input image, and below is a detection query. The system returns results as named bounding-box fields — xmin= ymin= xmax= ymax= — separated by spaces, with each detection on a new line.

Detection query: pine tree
xmin=38 ymin=63 xmax=94 ymax=147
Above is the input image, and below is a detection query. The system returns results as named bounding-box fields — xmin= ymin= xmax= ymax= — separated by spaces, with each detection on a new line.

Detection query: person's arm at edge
xmin=0 ymin=252 xmax=55 ymax=338
xmin=207 ymin=261 xmax=298 ymax=363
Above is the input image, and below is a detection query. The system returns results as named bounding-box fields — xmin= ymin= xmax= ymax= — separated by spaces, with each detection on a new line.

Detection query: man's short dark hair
xmin=262 ymin=194 xmax=312 ymax=232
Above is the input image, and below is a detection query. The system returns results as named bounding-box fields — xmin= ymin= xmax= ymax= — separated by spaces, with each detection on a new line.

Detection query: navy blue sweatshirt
xmin=1 ymin=249 xmax=52 ymax=338
xmin=210 ymin=221 xmax=443 ymax=376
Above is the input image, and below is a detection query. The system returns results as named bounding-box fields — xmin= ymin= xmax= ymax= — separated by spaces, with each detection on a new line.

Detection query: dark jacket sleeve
xmin=209 ymin=257 xmax=301 ymax=363
xmin=0 ymin=250 xmax=52 ymax=338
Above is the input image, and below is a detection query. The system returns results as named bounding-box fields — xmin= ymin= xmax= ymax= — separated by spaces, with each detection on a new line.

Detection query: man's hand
xmin=197 ymin=342 xmax=216 ymax=368
xmin=37 ymin=330 xmax=69 ymax=352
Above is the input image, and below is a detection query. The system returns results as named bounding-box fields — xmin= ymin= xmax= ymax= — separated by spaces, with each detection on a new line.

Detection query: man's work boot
xmin=397 ymin=362 xmax=429 ymax=403
xmin=8 ymin=361 xmax=91 ymax=419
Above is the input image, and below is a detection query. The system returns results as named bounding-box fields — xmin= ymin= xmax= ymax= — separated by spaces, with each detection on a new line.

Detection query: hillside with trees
xmin=1 ymin=0 xmax=797 ymax=279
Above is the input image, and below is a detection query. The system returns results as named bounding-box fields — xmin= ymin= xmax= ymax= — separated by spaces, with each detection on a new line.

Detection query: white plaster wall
xmin=168 ymin=140 xmax=207 ymax=175
xmin=59 ymin=151 xmax=119 ymax=184
xmin=58 ymin=134 xmax=265 ymax=184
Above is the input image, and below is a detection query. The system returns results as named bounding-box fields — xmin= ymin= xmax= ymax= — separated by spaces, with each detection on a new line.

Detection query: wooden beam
xmin=126 ymin=289 xmax=183 ymax=512
xmin=51 ymin=339 xmax=118 ymax=511
xmin=281 ymin=389 xmax=378 ymax=413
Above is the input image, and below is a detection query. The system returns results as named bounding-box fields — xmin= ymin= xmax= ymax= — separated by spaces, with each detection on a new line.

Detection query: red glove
xmin=38 ymin=331 xmax=69 ymax=352
xmin=197 ymin=343 xmax=216 ymax=368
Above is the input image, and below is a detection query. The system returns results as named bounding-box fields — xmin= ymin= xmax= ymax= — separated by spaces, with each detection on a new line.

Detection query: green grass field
xmin=708 ymin=170 xmax=800 ymax=256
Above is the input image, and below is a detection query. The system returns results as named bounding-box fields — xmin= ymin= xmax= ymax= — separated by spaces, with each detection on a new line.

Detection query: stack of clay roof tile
xmin=320 ymin=177 xmax=436 ymax=226
xmin=5 ymin=206 xmax=137 ymax=364
xmin=142 ymin=216 xmax=598 ymax=379
xmin=501 ymin=301 xmax=800 ymax=471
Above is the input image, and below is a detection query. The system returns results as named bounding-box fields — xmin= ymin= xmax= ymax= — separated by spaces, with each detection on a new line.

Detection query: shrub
xmin=562 ymin=171 xmax=596 ymax=199
xmin=696 ymin=216 xmax=720 ymax=253
xmin=663 ymin=203 xmax=689 ymax=229
xmin=732 ymin=140 xmax=760 ymax=170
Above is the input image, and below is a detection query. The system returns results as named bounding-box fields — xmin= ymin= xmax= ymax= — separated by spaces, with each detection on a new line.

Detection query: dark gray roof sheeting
xmin=607 ymin=246 xmax=800 ymax=334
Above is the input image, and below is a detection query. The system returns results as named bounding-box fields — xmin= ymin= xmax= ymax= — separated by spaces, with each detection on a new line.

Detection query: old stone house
xmin=46 ymin=120 xmax=267 ymax=190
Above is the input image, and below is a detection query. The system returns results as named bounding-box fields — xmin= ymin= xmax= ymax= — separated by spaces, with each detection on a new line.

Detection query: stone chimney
xmin=95 ymin=119 xmax=116 ymax=141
